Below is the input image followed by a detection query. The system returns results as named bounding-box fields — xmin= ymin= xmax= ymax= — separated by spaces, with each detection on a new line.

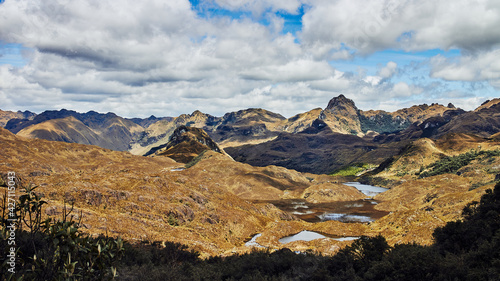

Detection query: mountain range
xmin=2 ymin=95 xmax=500 ymax=258
xmin=3 ymin=95 xmax=499 ymax=174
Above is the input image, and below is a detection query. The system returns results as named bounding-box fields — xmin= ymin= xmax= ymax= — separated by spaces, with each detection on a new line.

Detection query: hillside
xmin=225 ymin=119 xmax=398 ymax=174
xmin=6 ymin=109 xmax=144 ymax=151
xmin=0 ymin=109 xmax=35 ymax=127
xmin=0 ymin=127 xmax=374 ymax=256
xmin=145 ymin=125 xmax=226 ymax=163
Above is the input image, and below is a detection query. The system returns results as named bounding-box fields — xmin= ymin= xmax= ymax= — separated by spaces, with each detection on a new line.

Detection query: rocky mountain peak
xmin=325 ymin=94 xmax=358 ymax=113
xmin=475 ymin=98 xmax=500 ymax=111
xmin=317 ymin=95 xmax=363 ymax=136
xmin=191 ymin=110 xmax=205 ymax=117
xmin=145 ymin=125 xmax=225 ymax=163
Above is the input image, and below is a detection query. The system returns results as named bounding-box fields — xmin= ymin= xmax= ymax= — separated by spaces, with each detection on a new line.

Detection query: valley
xmin=2 ymin=96 xmax=500 ymax=261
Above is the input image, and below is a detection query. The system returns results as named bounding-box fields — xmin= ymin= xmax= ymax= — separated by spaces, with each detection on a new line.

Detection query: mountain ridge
xmin=2 ymin=95 xmax=496 ymax=175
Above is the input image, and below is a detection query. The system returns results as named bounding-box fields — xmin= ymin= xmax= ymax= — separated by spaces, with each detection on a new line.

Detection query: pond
xmin=344 ymin=182 xmax=388 ymax=197
xmin=278 ymin=230 xmax=359 ymax=244
xmin=244 ymin=231 xmax=360 ymax=247
xmin=244 ymin=233 xmax=265 ymax=248
xmin=252 ymin=182 xmax=389 ymax=223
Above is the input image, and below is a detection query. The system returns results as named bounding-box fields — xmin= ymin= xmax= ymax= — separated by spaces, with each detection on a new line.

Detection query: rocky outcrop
xmin=319 ymin=95 xmax=363 ymax=136
xmin=145 ymin=125 xmax=225 ymax=163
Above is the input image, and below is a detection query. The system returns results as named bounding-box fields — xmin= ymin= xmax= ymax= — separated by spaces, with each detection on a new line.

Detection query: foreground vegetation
xmin=2 ymin=180 xmax=500 ymax=280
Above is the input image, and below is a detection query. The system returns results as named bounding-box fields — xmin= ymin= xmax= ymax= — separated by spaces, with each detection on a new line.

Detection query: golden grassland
xmin=2 ymin=126 xmax=500 ymax=257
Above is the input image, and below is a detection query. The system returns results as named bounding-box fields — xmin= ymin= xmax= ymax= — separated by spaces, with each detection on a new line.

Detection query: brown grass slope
xmin=0 ymin=109 xmax=36 ymax=127
xmin=0 ymin=127 xmax=370 ymax=256
xmin=7 ymin=109 xmax=144 ymax=151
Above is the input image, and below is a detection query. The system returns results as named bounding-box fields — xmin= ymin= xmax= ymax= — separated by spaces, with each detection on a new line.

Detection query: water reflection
xmin=344 ymin=182 xmax=388 ymax=197
xmin=253 ymin=199 xmax=388 ymax=223
xmin=245 ymin=233 xmax=265 ymax=248
xmin=252 ymin=182 xmax=389 ymax=223
xmin=278 ymin=230 xmax=360 ymax=244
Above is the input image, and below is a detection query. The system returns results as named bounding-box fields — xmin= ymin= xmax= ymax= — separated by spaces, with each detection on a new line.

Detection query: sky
xmin=0 ymin=0 xmax=499 ymax=118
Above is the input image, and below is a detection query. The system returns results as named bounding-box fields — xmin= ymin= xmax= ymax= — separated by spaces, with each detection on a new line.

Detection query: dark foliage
xmin=419 ymin=149 xmax=500 ymax=178
xmin=1 ymin=184 xmax=124 ymax=280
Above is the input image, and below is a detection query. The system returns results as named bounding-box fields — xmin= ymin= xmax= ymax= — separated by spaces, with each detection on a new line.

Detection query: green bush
xmin=420 ymin=149 xmax=500 ymax=178
xmin=1 ymin=184 xmax=124 ymax=280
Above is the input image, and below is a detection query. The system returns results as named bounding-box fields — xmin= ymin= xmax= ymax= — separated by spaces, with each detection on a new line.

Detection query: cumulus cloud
xmin=0 ymin=0 xmax=498 ymax=117
xmin=214 ymin=0 xmax=303 ymax=15
xmin=300 ymin=0 xmax=500 ymax=56
xmin=378 ymin=61 xmax=398 ymax=79
xmin=431 ymin=49 xmax=500 ymax=89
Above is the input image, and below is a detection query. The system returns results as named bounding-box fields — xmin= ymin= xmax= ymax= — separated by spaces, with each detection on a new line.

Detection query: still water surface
xmin=252 ymin=182 xmax=389 ymax=223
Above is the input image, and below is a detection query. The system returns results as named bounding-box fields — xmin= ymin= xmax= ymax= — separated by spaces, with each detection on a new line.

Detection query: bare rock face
xmin=319 ymin=95 xmax=363 ymax=136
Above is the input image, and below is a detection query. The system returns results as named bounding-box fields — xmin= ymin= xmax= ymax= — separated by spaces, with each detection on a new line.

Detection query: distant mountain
xmin=475 ymin=98 xmax=500 ymax=111
xmin=225 ymin=119 xmax=404 ymax=174
xmin=206 ymin=108 xmax=286 ymax=147
xmin=6 ymin=109 xmax=144 ymax=151
xmin=17 ymin=116 xmax=103 ymax=146
xmin=129 ymin=110 xmax=219 ymax=155
xmin=389 ymin=102 xmax=500 ymax=141
xmin=130 ymin=108 xmax=286 ymax=155
xmin=318 ymin=94 xmax=363 ymax=135
xmin=434 ymin=103 xmax=500 ymax=138
xmin=0 ymin=109 xmax=36 ymax=127
xmin=127 ymin=115 xmax=174 ymax=128
xmin=225 ymin=96 xmax=466 ymax=174
xmin=5 ymin=95 xmax=498 ymax=175
xmin=279 ymin=108 xmax=323 ymax=133
xmin=360 ymin=103 xmax=460 ymax=135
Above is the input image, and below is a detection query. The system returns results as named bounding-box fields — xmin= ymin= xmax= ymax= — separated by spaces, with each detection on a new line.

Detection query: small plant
xmin=1 ymin=182 xmax=124 ymax=280
xmin=167 ymin=214 xmax=179 ymax=226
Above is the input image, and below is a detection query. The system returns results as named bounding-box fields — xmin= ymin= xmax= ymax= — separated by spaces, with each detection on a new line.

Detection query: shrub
xmin=1 ymin=183 xmax=124 ymax=280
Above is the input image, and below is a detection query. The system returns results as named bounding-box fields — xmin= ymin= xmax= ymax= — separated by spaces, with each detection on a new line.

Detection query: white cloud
xmin=300 ymin=0 xmax=500 ymax=56
xmin=240 ymin=59 xmax=333 ymax=82
xmin=377 ymin=61 xmax=398 ymax=79
xmin=214 ymin=0 xmax=302 ymax=15
xmin=431 ymin=49 xmax=500 ymax=89
xmin=0 ymin=0 xmax=498 ymax=117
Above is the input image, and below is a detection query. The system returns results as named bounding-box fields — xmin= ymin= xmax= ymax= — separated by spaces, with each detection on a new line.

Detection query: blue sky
xmin=0 ymin=0 xmax=499 ymax=117
xmin=0 ymin=42 xmax=27 ymax=67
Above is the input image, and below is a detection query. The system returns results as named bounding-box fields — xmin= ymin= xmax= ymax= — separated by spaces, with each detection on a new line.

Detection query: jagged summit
xmin=475 ymin=98 xmax=500 ymax=111
xmin=319 ymin=94 xmax=363 ymax=135
xmin=325 ymin=94 xmax=358 ymax=113
xmin=145 ymin=125 xmax=225 ymax=163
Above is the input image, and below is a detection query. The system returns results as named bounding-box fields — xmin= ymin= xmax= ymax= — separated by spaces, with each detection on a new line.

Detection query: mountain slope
xmin=17 ymin=116 xmax=103 ymax=146
xmin=145 ymin=125 xmax=225 ymax=163
xmin=360 ymin=103 xmax=460 ymax=134
xmin=0 ymin=109 xmax=36 ymax=127
xmin=0 ymin=127 xmax=372 ymax=256
xmin=6 ymin=109 xmax=144 ymax=151
xmin=225 ymin=119 xmax=400 ymax=174
xmin=130 ymin=108 xmax=286 ymax=155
